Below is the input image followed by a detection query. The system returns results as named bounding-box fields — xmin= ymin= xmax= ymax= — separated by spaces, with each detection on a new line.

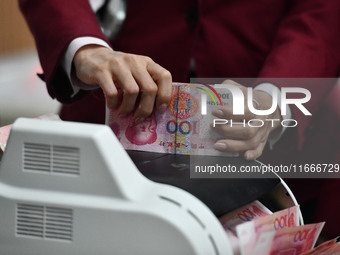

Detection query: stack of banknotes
xmin=106 ymin=82 xmax=239 ymax=156
xmin=219 ymin=200 xmax=339 ymax=255
xmin=0 ymin=124 xmax=9 ymax=153
xmin=106 ymin=83 xmax=339 ymax=254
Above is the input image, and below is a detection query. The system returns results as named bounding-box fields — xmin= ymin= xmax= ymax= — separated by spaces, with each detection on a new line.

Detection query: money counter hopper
xmin=0 ymin=118 xmax=283 ymax=254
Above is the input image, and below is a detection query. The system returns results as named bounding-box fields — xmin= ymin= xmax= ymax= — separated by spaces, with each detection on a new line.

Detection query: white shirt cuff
xmin=254 ymin=83 xmax=292 ymax=149
xmin=61 ymin=37 xmax=112 ymax=97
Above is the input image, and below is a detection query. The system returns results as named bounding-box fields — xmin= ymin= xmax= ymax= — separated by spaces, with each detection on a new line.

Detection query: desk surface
xmin=128 ymin=151 xmax=280 ymax=216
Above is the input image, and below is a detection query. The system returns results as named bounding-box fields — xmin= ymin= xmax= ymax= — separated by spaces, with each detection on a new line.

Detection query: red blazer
xmin=19 ymin=0 xmax=340 ymax=149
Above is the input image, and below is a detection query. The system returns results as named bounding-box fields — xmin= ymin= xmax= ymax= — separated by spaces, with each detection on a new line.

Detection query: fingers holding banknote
xmin=211 ymin=81 xmax=282 ymax=160
xmin=73 ymin=45 xmax=172 ymax=121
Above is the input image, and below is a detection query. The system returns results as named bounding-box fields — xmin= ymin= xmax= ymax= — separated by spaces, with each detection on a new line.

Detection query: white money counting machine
xmin=0 ymin=118 xmax=234 ymax=255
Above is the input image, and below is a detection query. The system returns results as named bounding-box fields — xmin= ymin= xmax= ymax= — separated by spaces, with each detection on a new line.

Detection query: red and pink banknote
xmin=106 ymin=82 xmax=238 ymax=156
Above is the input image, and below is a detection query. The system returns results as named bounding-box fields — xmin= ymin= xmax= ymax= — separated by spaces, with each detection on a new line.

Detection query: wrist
xmin=74 ymin=44 xmax=108 ymax=67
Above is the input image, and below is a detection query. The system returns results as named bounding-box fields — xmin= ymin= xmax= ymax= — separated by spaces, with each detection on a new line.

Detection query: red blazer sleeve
xmin=19 ymin=0 xmax=110 ymax=103
xmin=257 ymin=0 xmax=340 ymax=147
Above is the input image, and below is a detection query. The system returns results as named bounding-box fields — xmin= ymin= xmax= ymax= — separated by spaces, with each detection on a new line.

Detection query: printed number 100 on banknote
xmin=106 ymin=83 xmax=238 ymax=156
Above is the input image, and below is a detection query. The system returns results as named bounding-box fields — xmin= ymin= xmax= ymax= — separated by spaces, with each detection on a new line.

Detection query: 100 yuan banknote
xmin=236 ymin=205 xmax=300 ymax=255
xmin=253 ymin=222 xmax=325 ymax=255
xmin=106 ymin=83 xmax=238 ymax=156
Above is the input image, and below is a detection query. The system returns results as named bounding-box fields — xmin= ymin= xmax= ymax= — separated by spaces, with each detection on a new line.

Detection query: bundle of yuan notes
xmin=218 ymin=200 xmax=339 ymax=255
xmin=106 ymin=82 xmax=239 ymax=156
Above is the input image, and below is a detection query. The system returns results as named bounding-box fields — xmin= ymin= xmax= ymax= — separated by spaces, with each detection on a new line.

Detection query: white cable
xmin=255 ymin=159 xmax=304 ymax=225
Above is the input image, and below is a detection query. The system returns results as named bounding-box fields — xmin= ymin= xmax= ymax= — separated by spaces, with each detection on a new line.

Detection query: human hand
xmin=211 ymin=80 xmax=282 ymax=160
xmin=73 ymin=45 xmax=172 ymax=120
